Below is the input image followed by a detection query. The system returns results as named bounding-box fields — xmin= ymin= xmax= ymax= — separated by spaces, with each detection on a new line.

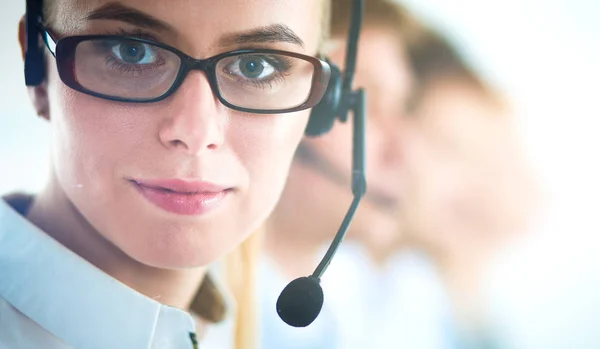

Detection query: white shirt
xmin=258 ymin=243 xmax=458 ymax=349
xmin=0 ymin=196 xmax=229 ymax=349
xmin=322 ymin=243 xmax=458 ymax=349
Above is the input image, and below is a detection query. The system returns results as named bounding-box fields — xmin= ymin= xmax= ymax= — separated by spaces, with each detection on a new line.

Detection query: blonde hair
xmin=225 ymin=229 xmax=263 ymax=349
xmin=329 ymin=0 xmax=508 ymax=111
xmin=330 ymin=0 xmax=424 ymax=43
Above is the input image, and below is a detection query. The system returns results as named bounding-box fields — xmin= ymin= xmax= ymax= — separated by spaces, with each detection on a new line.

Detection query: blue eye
xmin=111 ymin=41 xmax=157 ymax=64
xmin=235 ymin=56 xmax=276 ymax=79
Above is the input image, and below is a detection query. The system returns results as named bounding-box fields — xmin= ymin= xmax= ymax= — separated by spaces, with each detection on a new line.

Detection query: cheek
xmin=48 ymin=76 xmax=152 ymax=205
xmin=306 ymin=120 xmax=353 ymax=169
xmin=233 ymin=110 xmax=309 ymax=208
xmin=305 ymin=119 xmax=386 ymax=177
xmin=405 ymin=129 xmax=476 ymax=234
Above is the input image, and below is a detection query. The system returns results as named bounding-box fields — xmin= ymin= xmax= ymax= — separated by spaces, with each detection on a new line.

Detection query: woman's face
xmin=403 ymin=79 xmax=530 ymax=252
xmin=36 ymin=0 xmax=325 ymax=268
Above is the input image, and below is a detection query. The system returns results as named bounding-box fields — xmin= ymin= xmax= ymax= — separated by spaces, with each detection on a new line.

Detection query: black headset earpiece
xmin=305 ymin=62 xmax=342 ymax=137
xmin=24 ymin=0 xmax=45 ymax=86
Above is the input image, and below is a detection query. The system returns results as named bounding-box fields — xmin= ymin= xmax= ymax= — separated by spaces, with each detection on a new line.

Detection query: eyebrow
xmin=85 ymin=2 xmax=176 ymax=33
xmin=220 ymin=24 xmax=305 ymax=48
xmin=85 ymin=3 xmax=304 ymax=49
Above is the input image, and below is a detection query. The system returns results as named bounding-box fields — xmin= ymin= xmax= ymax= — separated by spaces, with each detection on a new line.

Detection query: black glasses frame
xmin=41 ymin=29 xmax=332 ymax=114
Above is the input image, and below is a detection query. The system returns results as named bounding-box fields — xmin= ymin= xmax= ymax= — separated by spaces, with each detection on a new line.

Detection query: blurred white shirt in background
xmin=258 ymin=242 xmax=458 ymax=349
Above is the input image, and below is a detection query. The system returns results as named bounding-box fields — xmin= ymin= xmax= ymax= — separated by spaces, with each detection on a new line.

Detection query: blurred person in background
xmin=258 ymin=0 xmax=541 ymax=348
xmin=399 ymin=17 xmax=541 ymax=348
xmin=258 ymin=1 xmax=456 ymax=348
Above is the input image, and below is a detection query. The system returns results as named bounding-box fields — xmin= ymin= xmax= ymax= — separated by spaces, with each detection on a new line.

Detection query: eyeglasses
xmin=41 ymin=30 xmax=332 ymax=114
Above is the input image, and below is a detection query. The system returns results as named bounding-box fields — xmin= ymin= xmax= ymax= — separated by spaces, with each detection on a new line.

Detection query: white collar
xmin=0 ymin=198 xmax=197 ymax=349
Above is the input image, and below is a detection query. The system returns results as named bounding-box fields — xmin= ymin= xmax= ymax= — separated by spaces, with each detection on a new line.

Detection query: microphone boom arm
xmin=312 ymin=88 xmax=366 ymax=280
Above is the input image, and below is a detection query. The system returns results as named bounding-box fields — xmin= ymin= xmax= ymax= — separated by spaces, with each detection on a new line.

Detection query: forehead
xmin=50 ymin=0 xmax=325 ymax=52
xmin=330 ymin=28 xmax=412 ymax=93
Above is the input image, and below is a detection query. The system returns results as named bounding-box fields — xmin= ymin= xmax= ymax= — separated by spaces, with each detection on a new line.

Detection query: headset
xmin=24 ymin=0 xmax=44 ymax=87
xmin=24 ymin=0 xmax=366 ymax=329
xmin=276 ymin=0 xmax=365 ymax=327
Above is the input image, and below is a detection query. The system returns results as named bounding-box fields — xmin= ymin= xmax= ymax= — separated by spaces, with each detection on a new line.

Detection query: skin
xmin=18 ymin=0 xmax=325 ymax=310
xmin=265 ymin=27 xmax=412 ymax=276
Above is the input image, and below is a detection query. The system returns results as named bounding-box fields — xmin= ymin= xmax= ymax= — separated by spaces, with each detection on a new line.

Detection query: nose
xmin=370 ymin=126 xmax=404 ymax=173
xmin=158 ymin=71 xmax=225 ymax=155
xmin=369 ymin=102 xmax=406 ymax=169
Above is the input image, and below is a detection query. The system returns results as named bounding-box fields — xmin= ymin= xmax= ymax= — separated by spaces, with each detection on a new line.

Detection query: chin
xmin=141 ymin=251 xmax=214 ymax=270
xmin=134 ymin=246 xmax=223 ymax=270
xmin=123 ymin=228 xmax=228 ymax=270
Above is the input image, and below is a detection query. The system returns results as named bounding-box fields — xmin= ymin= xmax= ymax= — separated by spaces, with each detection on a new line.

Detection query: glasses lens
xmin=73 ymin=38 xmax=181 ymax=100
xmin=215 ymin=53 xmax=316 ymax=111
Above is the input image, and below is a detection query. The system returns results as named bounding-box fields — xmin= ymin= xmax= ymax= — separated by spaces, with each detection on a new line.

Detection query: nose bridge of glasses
xmin=176 ymin=54 xmax=222 ymax=103
xmin=181 ymin=54 xmax=212 ymax=73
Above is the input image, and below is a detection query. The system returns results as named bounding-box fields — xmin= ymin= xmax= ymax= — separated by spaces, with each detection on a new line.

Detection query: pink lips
xmin=131 ymin=178 xmax=231 ymax=215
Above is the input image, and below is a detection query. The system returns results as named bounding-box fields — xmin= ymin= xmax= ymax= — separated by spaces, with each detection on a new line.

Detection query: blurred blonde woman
xmin=400 ymin=17 xmax=540 ymax=347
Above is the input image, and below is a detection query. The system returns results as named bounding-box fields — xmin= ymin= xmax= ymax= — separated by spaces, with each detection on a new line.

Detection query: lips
xmin=363 ymin=181 xmax=403 ymax=211
xmin=130 ymin=178 xmax=232 ymax=215
xmin=367 ymin=189 xmax=401 ymax=210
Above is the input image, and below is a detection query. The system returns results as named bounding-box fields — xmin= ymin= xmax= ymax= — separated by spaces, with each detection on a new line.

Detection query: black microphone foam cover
xmin=276 ymin=276 xmax=324 ymax=327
